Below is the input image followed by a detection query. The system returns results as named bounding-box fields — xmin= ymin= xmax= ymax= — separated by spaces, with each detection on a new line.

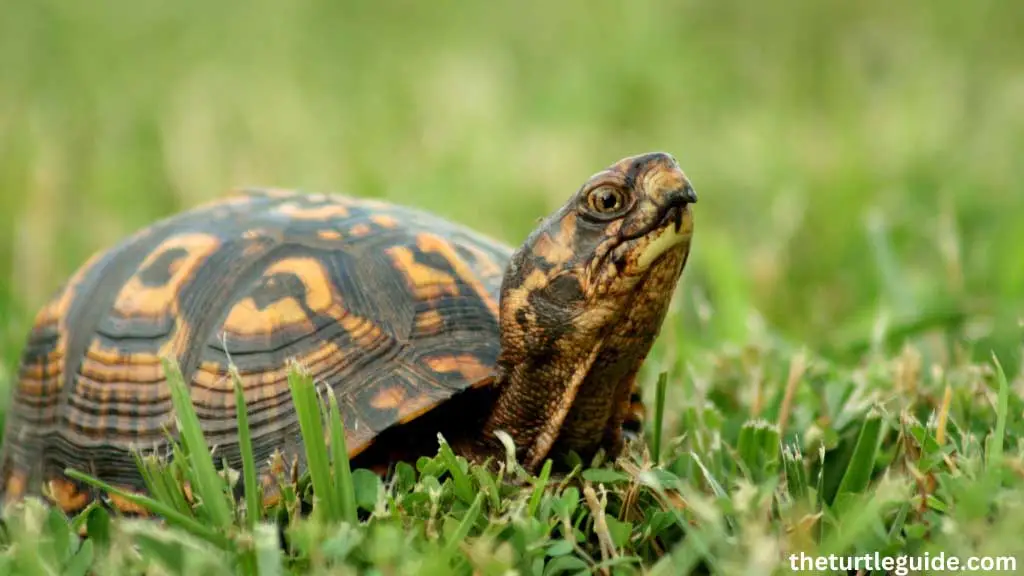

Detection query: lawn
xmin=1 ymin=0 xmax=1022 ymax=574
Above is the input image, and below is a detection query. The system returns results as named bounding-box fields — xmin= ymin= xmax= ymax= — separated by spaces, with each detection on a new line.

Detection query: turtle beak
xmin=675 ymin=184 xmax=698 ymax=205
xmin=643 ymin=155 xmax=696 ymax=208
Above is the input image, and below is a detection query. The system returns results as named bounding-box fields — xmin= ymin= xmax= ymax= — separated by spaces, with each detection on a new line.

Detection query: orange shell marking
xmin=221 ymin=257 xmax=346 ymax=336
xmin=46 ymin=478 xmax=89 ymax=513
xmin=275 ymin=202 xmax=350 ymax=220
xmin=386 ymin=245 xmax=460 ymax=301
xmin=425 ymin=354 xmax=493 ymax=382
xmin=370 ymin=386 xmax=406 ymax=410
xmin=112 ymin=233 xmax=221 ymax=318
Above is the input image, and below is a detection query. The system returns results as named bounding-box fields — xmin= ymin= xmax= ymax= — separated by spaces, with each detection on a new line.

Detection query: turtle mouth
xmin=660 ymin=204 xmax=686 ymax=234
xmin=618 ymin=200 xmax=689 ymax=244
xmin=635 ymin=204 xmax=693 ymax=269
xmin=587 ymin=203 xmax=693 ymax=290
xmin=610 ymin=189 xmax=694 ymax=257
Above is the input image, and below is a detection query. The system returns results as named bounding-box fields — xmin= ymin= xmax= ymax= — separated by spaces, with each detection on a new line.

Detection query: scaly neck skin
xmin=479 ymin=245 xmax=687 ymax=471
xmin=482 ymin=335 xmax=606 ymax=470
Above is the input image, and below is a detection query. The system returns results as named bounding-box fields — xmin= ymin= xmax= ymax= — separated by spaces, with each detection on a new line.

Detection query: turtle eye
xmin=585 ymin=186 xmax=629 ymax=217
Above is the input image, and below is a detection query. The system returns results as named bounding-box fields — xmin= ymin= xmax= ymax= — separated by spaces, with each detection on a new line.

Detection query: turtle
xmin=0 ymin=151 xmax=697 ymax=515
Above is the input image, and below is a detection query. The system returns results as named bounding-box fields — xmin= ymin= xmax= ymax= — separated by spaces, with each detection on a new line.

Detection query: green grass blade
xmin=232 ymin=367 xmax=261 ymax=527
xmin=84 ymin=507 xmax=111 ymax=553
xmin=689 ymin=452 xmax=727 ymax=500
xmin=471 ymin=465 xmax=501 ymax=511
xmin=653 ymin=372 xmax=668 ymax=465
xmin=288 ymin=364 xmax=340 ymax=521
xmin=326 ymin=387 xmax=358 ymax=525
xmin=736 ymin=420 xmax=783 ymax=484
xmin=886 ymin=501 xmax=910 ymax=540
xmin=988 ymin=353 xmax=1009 ymax=467
xmin=162 ymin=358 xmax=233 ymax=529
xmin=134 ymin=452 xmax=191 ymax=516
xmin=736 ymin=420 xmax=759 ymax=477
xmin=528 ymin=459 xmax=553 ymax=518
xmin=834 ymin=408 xmax=884 ymax=500
xmin=688 ymin=452 xmax=737 ymax=532
xmin=439 ymin=437 xmax=474 ymax=505
xmin=443 ymin=492 xmax=483 ymax=558
xmin=757 ymin=423 xmax=781 ymax=475
xmin=63 ymin=538 xmax=94 ymax=576
xmin=782 ymin=445 xmax=808 ymax=504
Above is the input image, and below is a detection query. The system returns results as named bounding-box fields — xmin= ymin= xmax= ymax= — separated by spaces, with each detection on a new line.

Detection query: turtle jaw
xmin=637 ymin=205 xmax=694 ymax=269
xmin=586 ymin=200 xmax=694 ymax=306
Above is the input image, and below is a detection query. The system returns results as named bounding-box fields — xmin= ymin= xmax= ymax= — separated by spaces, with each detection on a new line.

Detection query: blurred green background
xmin=0 ymin=0 xmax=1021 ymax=402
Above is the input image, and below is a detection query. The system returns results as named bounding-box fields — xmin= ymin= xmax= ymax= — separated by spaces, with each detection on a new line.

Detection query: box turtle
xmin=0 ymin=152 xmax=696 ymax=515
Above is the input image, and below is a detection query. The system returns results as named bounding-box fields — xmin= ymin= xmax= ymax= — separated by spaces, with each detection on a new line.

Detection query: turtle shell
xmin=0 ymin=189 xmax=514 ymax=513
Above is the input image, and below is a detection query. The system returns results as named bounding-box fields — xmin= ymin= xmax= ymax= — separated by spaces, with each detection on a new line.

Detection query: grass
xmin=1 ymin=0 xmax=1023 ymax=573
xmin=3 ymin=347 xmax=1023 ymax=574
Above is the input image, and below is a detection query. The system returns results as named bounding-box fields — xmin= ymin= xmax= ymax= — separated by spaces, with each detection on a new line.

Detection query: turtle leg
xmin=600 ymin=376 xmax=646 ymax=460
xmin=621 ymin=377 xmax=646 ymax=443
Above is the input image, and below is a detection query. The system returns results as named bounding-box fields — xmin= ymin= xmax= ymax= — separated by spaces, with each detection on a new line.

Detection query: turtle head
xmin=502 ymin=151 xmax=696 ymax=315
xmin=482 ymin=152 xmax=696 ymax=470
